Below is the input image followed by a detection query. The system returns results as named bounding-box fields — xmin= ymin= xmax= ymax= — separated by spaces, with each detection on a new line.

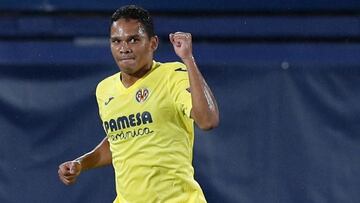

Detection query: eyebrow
xmin=110 ymin=34 xmax=141 ymax=40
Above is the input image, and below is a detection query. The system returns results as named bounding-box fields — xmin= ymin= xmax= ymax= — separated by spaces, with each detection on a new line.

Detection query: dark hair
xmin=110 ymin=5 xmax=155 ymax=38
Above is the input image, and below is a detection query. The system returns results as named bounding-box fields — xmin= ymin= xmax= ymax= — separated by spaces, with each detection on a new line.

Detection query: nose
xmin=119 ymin=41 xmax=131 ymax=54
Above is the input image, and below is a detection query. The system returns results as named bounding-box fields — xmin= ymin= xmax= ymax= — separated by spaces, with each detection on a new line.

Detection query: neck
xmin=121 ymin=62 xmax=153 ymax=88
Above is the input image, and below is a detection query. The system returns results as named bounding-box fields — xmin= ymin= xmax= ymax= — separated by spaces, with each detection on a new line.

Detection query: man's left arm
xmin=169 ymin=32 xmax=219 ymax=130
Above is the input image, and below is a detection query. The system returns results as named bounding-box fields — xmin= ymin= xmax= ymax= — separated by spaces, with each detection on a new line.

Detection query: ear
xmin=150 ymin=36 xmax=159 ymax=51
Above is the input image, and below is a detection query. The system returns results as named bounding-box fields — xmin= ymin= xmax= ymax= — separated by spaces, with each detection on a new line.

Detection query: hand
xmin=58 ymin=160 xmax=82 ymax=185
xmin=169 ymin=32 xmax=193 ymax=60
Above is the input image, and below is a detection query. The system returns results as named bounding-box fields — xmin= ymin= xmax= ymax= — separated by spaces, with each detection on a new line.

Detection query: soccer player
xmin=58 ymin=5 xmax=219 ymax=203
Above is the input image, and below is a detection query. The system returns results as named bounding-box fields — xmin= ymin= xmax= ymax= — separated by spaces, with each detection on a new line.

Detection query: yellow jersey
xmin=96 ymin=61 xmax=206 ymax=203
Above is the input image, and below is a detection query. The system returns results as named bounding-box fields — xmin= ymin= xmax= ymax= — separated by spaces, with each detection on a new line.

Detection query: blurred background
xmin=1 ymin=0 xmax=360 ymax=202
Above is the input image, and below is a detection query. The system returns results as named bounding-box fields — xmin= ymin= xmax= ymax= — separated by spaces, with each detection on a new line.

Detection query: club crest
xmin=135 ymin=88 xmax=149 ymax=103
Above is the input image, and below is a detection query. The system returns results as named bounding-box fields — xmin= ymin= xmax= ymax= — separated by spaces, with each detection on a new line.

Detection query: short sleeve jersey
xmin=95 ymin=61 xmax=206 ymax=203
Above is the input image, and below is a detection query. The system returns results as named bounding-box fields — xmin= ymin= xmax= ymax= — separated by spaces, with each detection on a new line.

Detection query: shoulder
xmin=153 ymin=61 xmax=189 ymax=94
xmin=155 ymin=61 xmax=186 ymax=72
xmin=96 ymin=72 xmax=120 ymax=96
xmin=153 ymin=61 xmax=187 ymax=80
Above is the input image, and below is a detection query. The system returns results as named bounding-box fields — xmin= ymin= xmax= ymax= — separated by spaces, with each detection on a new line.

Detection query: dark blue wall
xmin=1 ymin=1 xmax=360 ymax=203
xmin=1 ymin=0 xmax=360 ymax=11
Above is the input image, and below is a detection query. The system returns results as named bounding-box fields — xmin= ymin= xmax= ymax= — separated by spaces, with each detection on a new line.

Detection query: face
xmin=110 ymin=18 xmax=158 ymax=75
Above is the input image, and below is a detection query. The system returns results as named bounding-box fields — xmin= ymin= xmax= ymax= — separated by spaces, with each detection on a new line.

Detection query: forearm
xmin=75 ymin=137 xmax=112 ymax=171
xmin=182 ymin=57 xmax=219 ymax=130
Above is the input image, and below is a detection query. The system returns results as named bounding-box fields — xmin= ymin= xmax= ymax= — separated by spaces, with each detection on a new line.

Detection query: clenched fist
xmin=58 ymin=161 xmax=82 ymax=185
xmin=169 ymin=32 xmax=193 ymax=60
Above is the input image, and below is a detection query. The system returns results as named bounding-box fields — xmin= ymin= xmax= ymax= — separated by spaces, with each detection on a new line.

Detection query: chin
xmin=120 ymin=67 xmax=141 ymax=75
xmin=119 ymin=62 xmax=137 ymax=71
xmin=120 ymin=67 xmax=133 ymax=74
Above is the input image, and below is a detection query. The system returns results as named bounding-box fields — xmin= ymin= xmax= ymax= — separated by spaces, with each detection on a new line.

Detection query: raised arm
xmin=169 ymin=32 xmax=219 ymax=130
xmin=58 ymin=137 xmax=112 ymax=185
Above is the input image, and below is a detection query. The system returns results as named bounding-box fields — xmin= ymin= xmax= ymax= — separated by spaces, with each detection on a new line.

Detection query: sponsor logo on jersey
xmin=135 ymin=88 xmax=149 ymax=103
xmin=103 ymin=111 xmax=153 ymax=133
xmin=109 ymin=127 xmax=154 ymax=142
xmin=104 ymin=111 xmax=154 ymax=142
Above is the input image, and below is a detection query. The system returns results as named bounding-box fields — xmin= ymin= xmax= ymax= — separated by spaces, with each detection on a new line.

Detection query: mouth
xmin=119 ymin=58 xmax=136 ymax=65
xmin=119 ymin=56 xmax=135 ymax=62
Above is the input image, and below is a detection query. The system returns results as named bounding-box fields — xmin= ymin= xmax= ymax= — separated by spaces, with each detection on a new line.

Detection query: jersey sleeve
xmin=167 ymin=62 xmax=192 ymax=118
xmin=95 ymin=83 xmax=105 ymax=122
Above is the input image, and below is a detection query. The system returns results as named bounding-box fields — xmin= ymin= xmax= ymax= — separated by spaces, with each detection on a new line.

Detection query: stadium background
xmin=1 ymin=0 xmax=360 ymax=202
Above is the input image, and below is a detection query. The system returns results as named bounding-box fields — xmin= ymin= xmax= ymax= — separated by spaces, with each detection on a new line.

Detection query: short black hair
xmin=110 ymin=5 xmax=155 ymax=38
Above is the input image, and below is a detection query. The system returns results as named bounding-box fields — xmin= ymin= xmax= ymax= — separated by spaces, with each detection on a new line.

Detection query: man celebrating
xmin=58 ymin=5 xmax=219 ymax=203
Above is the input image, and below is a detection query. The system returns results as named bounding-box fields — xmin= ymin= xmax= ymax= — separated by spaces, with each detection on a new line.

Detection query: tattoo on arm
xmin=203 ymin=79 xmax=215 ymax=110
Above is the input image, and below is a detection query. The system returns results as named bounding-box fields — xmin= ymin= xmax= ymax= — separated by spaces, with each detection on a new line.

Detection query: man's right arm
xmin=58 ymin=137 xmax=112 ymax=185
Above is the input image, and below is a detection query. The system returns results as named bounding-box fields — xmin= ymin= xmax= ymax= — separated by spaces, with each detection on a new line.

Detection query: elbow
xmin=197 ymin=116 xmax=220 ymax=131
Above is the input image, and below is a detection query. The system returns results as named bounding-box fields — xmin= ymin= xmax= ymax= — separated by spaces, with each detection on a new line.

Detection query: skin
xmin=58 ymin=18 xmax=219 ymax=185
xmin=169 ymin=32 xmax=219 ymax=129
xmin=110 ymin=19 xmax=158 ymax=88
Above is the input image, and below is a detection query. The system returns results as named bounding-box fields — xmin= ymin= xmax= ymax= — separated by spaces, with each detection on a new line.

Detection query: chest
xmin=99 ymin=78 xmax=175 ymax=132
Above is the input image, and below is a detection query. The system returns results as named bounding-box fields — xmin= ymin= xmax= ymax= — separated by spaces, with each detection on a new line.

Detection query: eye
xmin=129 ymin=38 xmax=139 ymax=44
xmin=111 ymin=39 xmax=120 ymax=44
